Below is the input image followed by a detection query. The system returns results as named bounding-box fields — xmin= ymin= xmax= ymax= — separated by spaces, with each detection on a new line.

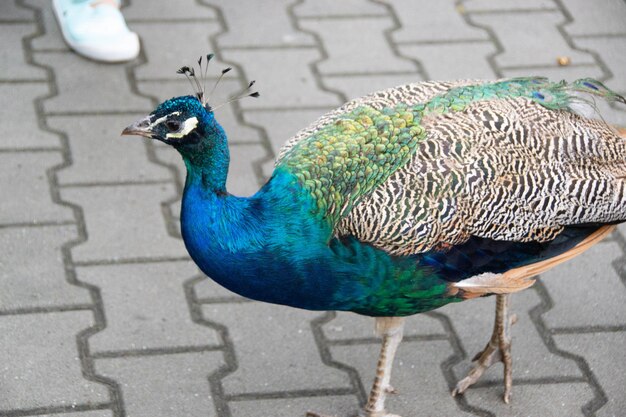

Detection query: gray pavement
xmin=1 ymin=0 xmax=626 ymax=416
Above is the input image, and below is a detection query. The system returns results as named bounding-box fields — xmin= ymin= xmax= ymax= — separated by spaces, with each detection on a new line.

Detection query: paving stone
xmin=39 ymin=412 xmax=113 ymax=417
xmin=244 ymin=108 xmax=331 ymax=156
xmin=399 ymin=42 xmax=496 ymax=80
xmin=390 ymin=0 xmax=488 ymax=43
xmin=0 ymin=311 xmax=109 ymax=411
xmin=574 ymin=36 xmax=626 ymax=93
xmin=194 ymin=275 xmax=247 ymax=301
xmin=324 ymin=74 xmax=420 ymax=101
xmin=607 ymin=223 xmax=626 ymax=242
xmin=139 ymin=78 xmax=265 ymax=145
xmin=462 ymin=0 xmax=557 ymax=12
xmin=132 ymin=21 xmax=223 ymax=80
xmin=223 ymin=49 xmax=342 ymax=109
xmin=616 ymin=223 xmax=626 ymax=238
xmin=3 ymin=1 xmax=626 ymax=416
xmin=300 ymin=17 xmax=416 ymax=75
xmin=295 ymin=0 xmax=386 ymax=17
xmin=322 ymin=311 xmax=445 ymax=341
xmin=160 ymin=197 xmax=183 ymax=239
xmin=202 ymin=303 xmax=352 ymax=394
xmin=134 ymin=146 xmax=185 ymax=234
xmin=25 ymin=0 xmax=69 ymax=51
xmin=464 ymin=382 xmax=593 ymax=416
xmin=440 ymin=290 xmax=583 ymax=383
xmin=554 ymin=332 xmax=626 ymax=417
xmin=261 ymin=160 xmax=277 ymax=183
xmin=0 ymin=0 xmax=35 ymax=21
xmin=40 ymin=52 xmax=149 ymax=113
xmin=151 ymin=145 xmax=186 ymax=185
xmin=501 ymin=64 xmax=604 ymax=83
xmin=229 ymin=144 xmax=267 ymax=196
xmin=542 ymin=240 xmax=626 ymax=329
xmin=207 ymin=0 xmax=315 ymax=48
xmin=0 ymin=83 xmax=59 ymax=149
xmin=471 ymin=11 xmax=596 ymax=68
xmin=562 ymin=0 xmax=626 ymax=37
xmin=332 ymin=339 xmax=474 ymax=417
xmin=0 ymin=24 xmax=47 ymax=80
xmin=95 ymin=352 xmax=223 ymax=417
xmin=80 ymin=261 xmax=219 ymax=353
xmin=60 ymin=183 xmax=188 ymax=263
xmin=0 ymin=151 xmax=74 ymax=224
xmin=0 ymin=225 xmax=93 ymax=311
xmin=48 ymin=115 xmax=171 ymax=185
xmin=153 ymin=141 xmax=262 ymax=198
xmin=229 ymin=395 xmax=359 ymax=417
xmin=591 ymin=100 xmax=626 ymax=129
xmin=123 ymin=0 xmax=217 ymax=21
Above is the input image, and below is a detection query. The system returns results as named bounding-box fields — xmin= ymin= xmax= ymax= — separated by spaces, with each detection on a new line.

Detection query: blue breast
xmin=180 ymin=170 xmax=348 ymax=310
xmin=179 ymin=169 xmax=457 ymax=316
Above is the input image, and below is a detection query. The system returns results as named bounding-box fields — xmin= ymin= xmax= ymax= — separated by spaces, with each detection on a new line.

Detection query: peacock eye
xmin=165 ymin=120 xmax=181 ymax=132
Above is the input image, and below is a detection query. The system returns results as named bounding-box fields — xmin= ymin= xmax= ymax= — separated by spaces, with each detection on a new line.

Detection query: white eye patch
xmin=165 ymin=116 xmax=199 ymax=139
xmin=149 ymin=111 xmax=180 ymax=129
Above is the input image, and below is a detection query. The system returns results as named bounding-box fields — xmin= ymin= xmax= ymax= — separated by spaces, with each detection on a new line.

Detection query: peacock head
xmin=122 ymin=94 xmax=217 ymax=147
xmin=121 ymin=54 xmax=258 ymax=168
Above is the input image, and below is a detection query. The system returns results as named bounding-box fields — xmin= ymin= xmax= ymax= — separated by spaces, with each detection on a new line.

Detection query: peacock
xmin=122 ymin=55 xmax=626 ymax=417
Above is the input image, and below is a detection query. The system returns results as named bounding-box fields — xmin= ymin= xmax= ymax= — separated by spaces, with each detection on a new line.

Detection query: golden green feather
xmin=279 ymin=104 xmax=426 ymax=224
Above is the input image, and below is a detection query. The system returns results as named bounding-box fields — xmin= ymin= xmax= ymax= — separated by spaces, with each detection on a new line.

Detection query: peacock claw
xmin=306 ymin=411 xmax=402 ymax=417
xmin=451 ymin=294 xmax=515 ymax=403
xmin=384 ymin=385 xmax=398 ymax=395
xmin=360 ymin=412 xmax=403 ymax=417
xmin=305 ymin=412 xmax=336 ymax=417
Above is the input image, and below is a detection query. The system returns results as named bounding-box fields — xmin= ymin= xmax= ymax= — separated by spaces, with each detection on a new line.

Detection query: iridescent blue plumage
xmin=122 ymin=76 xmax=626 ymax=416
xmin=180 ymin=162 xmax=456 ymax=316
xmin=134 ymin=95 xmax=460 ymax=316
xmin=123 ymin=86 xmax=624 ymax=316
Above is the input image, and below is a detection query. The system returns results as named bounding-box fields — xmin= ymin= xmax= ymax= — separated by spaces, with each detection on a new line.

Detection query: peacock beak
xmin=121 ymin=116 xmax=154 ymax=138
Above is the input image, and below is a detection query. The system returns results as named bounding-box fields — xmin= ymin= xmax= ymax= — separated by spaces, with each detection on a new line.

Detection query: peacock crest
xmin=175 ymin=53 xmax=260 ymax=111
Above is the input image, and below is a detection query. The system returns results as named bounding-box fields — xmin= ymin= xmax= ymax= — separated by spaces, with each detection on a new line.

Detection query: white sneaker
xmin=52 ymin=0 xmax=140 ymax=62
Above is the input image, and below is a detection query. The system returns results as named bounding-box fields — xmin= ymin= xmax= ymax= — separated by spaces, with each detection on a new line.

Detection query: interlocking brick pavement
xmin=1 ymin=0 xmax=625 ymax=416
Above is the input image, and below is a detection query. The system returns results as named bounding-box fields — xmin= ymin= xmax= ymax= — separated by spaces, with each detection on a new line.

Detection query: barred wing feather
xmin=339 ymin=96 xmax=626 ymax=256
xmin=277 ymin=78 xmax=626 ymax=259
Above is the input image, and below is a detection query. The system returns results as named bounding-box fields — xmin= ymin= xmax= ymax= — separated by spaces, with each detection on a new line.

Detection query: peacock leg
xmin=305 ymin=317 xmax=405 ymax=417
xmin=452 ymin=294 xmax=517 ymax=403
xmin=361 ymin=317 xmax=405 ymax=417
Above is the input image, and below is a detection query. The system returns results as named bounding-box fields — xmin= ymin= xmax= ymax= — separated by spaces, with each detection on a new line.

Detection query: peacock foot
xmin=306 ymin=410 xmax=402 ymax=417
xmin=384 ymin=385 xmax=398 ymax=395
xmin=452 ymin=294 xmax=517 ymax=403
xmin=305 ymin=386 xmax=400 ymax=417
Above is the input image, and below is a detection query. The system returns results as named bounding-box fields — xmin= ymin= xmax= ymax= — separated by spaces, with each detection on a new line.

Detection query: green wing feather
xmin=277 ymin=77 xmax=625 ymax=230
xmin=278 ymin=104 xmax=426 ymax=225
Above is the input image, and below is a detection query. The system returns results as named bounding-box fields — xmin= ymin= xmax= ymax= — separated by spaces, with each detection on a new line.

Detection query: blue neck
xmin=180 ymin=164 xmax=350 ymax=309
xmin=181 ymin=160 xmax=265 ymax=251
xmin=180 ymin=127 xmax=230 ymax=194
